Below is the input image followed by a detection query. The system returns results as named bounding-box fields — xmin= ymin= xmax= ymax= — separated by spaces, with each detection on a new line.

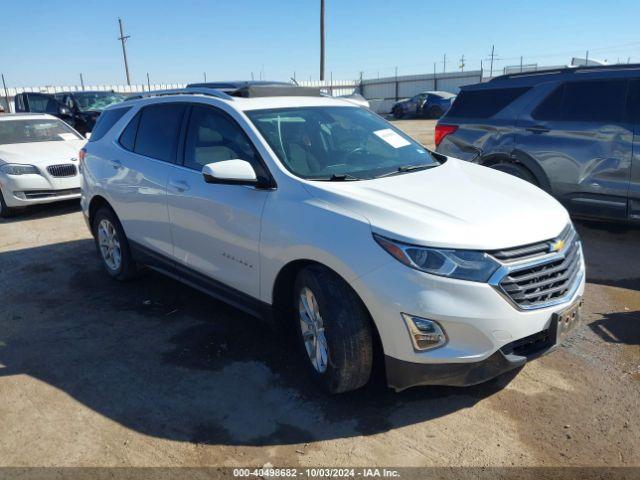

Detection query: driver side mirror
xmin=202 ymin=159 xmax=259 ymax=186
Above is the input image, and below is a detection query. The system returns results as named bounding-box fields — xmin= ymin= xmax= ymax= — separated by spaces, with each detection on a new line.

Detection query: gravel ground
xmin=0 ymin=119 xmax=638 ymax=468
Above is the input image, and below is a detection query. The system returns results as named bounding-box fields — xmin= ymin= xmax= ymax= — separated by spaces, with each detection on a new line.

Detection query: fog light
xmin=401 ymin=313 xmax=447 ymax=351
xmin=13 ymin=191 xmax=26 ymax=200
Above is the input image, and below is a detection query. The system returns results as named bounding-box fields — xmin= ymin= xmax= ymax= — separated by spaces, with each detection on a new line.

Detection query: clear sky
xmin=2 ymin=0 xmax=639 ymax=87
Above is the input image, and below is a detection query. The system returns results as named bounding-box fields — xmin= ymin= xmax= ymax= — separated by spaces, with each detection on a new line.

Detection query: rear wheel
xmin=393 ymin=107 xmax=403 ymax=119
xmin=425 ymin=106 xmax=443 ymax=119
xmin=490 ymin=162 xmax=539 ymax=186
xmin=293 ymin=265 xmax=373 ymax=394
xmin=92 ymin=207 xmax=139 ymax=281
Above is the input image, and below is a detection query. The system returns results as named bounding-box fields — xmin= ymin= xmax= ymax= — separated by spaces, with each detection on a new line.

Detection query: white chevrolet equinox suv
xmin=80 ymin=85 xmax=585 ymax=393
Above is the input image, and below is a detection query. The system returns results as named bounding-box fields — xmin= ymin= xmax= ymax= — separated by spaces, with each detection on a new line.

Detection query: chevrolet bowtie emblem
xmin=550 ymin=239 xmax=565 ymax=252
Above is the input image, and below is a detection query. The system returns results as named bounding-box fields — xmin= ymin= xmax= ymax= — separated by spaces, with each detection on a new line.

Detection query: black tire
xmin=0 ymin=188 xmax=16 ymax=218
xmin=293 ymin=265 xmax=373 ymax=394
xmin=425 ymin=106 xmax=443 ymax=119
xmin=92 ymin=206 xmax=139 ymax=281
xmin=490 ymin=162 xmax=539 ymax=186
xmin=393 ymin=107 xmax=403 ymax=119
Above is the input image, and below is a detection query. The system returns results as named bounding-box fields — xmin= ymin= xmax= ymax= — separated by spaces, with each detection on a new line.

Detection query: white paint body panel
xmin=81 ymin=94 xmax=586 ymax=367
xmin=0 ymin=115 xmax=84 ymax=207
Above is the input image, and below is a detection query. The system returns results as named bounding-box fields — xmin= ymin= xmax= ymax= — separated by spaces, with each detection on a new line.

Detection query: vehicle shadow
xmin=0 ymin=238 xmax=518 ymax=446
xmin=0 ymin=199 xmax=81 ymax=224
xmin=588 ymin=310 xmax=640 ymax=346
xmin=573 ymin=219 xmax=640 ymax=291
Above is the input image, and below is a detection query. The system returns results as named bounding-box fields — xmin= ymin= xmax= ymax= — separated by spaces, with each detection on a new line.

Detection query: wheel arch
xmin=480 ymin=151 xmax=552 ymax=193
xmin=271 ymin=259 xmax=384 ymax=358
xmin=88 ymin=194 xmax=115 ymax=232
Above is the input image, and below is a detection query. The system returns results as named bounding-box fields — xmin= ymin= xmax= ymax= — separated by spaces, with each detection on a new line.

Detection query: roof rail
xmin=125 ymin=87 xmax=233 ymax=101
xmin=490 ymin=63 xmax=640 ymax=82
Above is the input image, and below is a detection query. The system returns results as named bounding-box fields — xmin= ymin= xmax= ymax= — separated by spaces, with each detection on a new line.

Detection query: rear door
xmin=166 ymin=103 xmax=271 ymax=300
xmin=627 ymin=79 xmax=640 ymax=221
xmin=515 ymin=78 xmax=632 ymax=220
xmin=108 ymin=102 xmax=187 ymax=257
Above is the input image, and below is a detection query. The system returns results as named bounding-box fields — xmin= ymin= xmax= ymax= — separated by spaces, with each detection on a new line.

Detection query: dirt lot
xmin=0 ymin=119 xmax=638 ymax=468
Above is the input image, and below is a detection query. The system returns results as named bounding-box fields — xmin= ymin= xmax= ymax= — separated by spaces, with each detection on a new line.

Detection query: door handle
xmin=110 ymin=159 xmax=123 ymax=170
xmin=168 ymin=180 xmax=191 ymax=193
xmin=525 ymin=125 xmax=550 ymax=134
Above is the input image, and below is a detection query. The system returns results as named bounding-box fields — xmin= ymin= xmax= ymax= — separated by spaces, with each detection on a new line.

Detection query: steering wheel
xmin=343 ymin=146 xmax=367 ymax=162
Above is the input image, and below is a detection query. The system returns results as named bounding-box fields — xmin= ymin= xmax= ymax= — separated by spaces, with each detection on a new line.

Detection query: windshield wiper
xmin=374 ymin=163 xmax=436 ymax=179
xmin=307 ymin=173 xmax=362 ymax=181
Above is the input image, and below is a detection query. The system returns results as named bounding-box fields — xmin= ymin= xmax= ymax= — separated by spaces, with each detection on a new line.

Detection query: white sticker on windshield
xmin=374 ymin=128 xmax=411 ymax=148
xmin=58 ymin=133 xmax=78 ymax=141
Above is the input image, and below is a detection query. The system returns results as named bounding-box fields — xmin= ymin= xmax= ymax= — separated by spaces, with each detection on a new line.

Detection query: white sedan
xmin=0 ymin=114 xmax=85 ymax=217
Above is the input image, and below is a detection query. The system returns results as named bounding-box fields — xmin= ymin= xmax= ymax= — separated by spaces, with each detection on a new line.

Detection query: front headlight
xmin=0 ymin=163 xmax=41 ymax=175
xmin=374 ymin=234 xmax=500 ymax=282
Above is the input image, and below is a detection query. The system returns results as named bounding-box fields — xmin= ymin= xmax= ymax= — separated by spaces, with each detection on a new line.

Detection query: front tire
xmin=293 ymin=265 xmax=373 ymax=394
xmin=92 ymin=207 xmax=138 ymax=281
xmin=393 ymin=107 xmax=404 ymax=119
xmin=0 ymin=188 xmax=16 ymax=218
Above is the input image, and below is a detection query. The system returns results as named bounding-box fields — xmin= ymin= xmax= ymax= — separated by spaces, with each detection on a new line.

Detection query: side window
xmin=27 ymin=94 xmax=60 ymax=114
xmin=445 ymin=87 xmax=530 ymax=119
xmin=532 ymin=84 xmax=564 ymax=120
xmin=133 ymin=103 xmax=186 ymax=163
xmin=183 ymin=105 xmax=260 ymax=172
xmin=119 ymin=111 xmax=141 ymax=151
xmin=89 ymin=107 xmax=131 ymax=142
xmin=626 ymin=79 xmax=640 ymax=123
xmin=534 ymin=80 xmax=628 ymax=123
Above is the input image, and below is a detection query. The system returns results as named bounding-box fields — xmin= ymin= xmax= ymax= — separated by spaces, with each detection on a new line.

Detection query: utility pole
xmin=118 ymin=18 xmax=131 ymax=85
xmin=520 ymin=56 xmax=523 ymax=72
xmin=146 ymin=72 xmax=151 ymax=91
xmin=203 ymin=72 xmax=207 ymax=82
xmin=585 ymin=50 xmax=589 ymax=65
xmin=459 ymin=55 xmax=465 ymax=71
xmin=79 ymin=73 xmax=84 ymax=90
xmin=320 ymin=0 xmax=325 ymax=81
xmin=489 ymin=45 xmax=495 ymax=78
xmin=1 ymin=73 xmax=9 ymax=113
xmin=443 ymin=53 xmax=446 ymax=73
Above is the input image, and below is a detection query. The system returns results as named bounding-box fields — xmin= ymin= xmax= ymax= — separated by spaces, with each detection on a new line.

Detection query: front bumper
xmin=0 ymin=170 xmax=81 ymax=207
xmin=350 ymin=252 xmax=586 ymax=389
xmin=385 ymin=306 xmax=580 ymax=391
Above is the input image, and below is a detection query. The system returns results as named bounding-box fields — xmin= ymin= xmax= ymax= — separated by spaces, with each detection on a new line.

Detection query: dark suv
xmin=15 ymin=91 xmax=126 ymax=135
xmin=435 ymin=65 xmax=640 ymax=222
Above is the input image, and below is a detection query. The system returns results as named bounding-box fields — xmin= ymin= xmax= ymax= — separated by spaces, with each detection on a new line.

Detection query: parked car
xmin=15 ymin=91 xmax=126 ymax=136
xmin=81 ymin=86 xmax=585 ymax=393
xmin=0 ymin=114 xmax=85 ymax=217
xmin=435 ymin=64 xmax=640 ymax=222
xmin=392 ymin=91 xmax=455 ymax=119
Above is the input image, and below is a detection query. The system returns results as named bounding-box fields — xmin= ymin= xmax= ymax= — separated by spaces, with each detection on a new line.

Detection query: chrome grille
xmin=490 ymin=225 xmax=583 ymax=309
xmin=46 ymin=164 xmax=77 ymax=177
xmin=492 ymin=224 xmax=574 ymax=263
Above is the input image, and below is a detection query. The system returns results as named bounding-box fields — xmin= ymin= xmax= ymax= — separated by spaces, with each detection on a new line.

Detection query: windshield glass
xmin=247 ymin=106 xmax=438 ymax=180
xmin=73 ymin=92 xmax=126 ymax=112
xmin=0 ymin=119 xmax=82 ymax=144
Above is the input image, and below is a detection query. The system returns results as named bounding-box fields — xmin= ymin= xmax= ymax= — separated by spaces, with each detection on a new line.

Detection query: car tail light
xmin=434 ymin=124 xmax=458 ymax=147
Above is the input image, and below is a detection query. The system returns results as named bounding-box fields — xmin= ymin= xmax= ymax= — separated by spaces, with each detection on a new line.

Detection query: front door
xmin=167 ymin=103 xmax=271 ymax=300
xmin=515 ymin=78 xmax=633 ymax=220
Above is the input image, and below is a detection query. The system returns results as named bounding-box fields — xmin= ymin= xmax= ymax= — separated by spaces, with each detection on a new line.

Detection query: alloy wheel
xmin=298 ymin=287 xmax=329 ymax=373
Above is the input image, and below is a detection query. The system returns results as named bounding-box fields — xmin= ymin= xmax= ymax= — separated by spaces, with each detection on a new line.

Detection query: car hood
xmin=303 ymin=158 xmax=570 ymax=250
xmin=0 ymin=140 xmax=85 ymax=166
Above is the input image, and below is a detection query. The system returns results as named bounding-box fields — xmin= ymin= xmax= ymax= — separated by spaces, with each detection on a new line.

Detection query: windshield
xmin=0 ymin=119 xmax=82 ymax=144
xmin=247 ymin=106 xmax=439 ymax=180
xmin=73 ymin=92 xmax=126 ymax=112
